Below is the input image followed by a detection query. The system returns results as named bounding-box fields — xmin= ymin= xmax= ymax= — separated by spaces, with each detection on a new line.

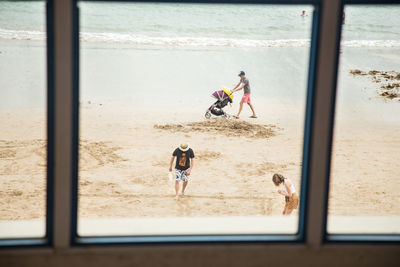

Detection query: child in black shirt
xmin=169 ymin=144 xmax=195 ymax=200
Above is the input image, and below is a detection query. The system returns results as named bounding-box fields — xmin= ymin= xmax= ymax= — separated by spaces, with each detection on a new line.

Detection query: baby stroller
xmin=205 ymin=87 xmax=234 ymax=119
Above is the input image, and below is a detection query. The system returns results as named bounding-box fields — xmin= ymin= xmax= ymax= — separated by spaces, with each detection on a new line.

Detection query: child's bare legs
xmin=285 ymin=208 xmax=293 ymax=215
xmin=235 ymin=102 xmax=244 ymax=118
xmin=181 ymin=181 xmax=188 ymax=196
xmin=175 ymin=181 xmax=180 ymax=200
xmin=247 ymin=103 xmax=257 ymax=117
xmin=282 ymin=207 xmax=294 ymax=216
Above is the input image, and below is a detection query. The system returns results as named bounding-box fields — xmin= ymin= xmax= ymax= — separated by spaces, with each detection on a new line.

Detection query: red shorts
xmin=241 ymin=93 xmax=251 ymax=103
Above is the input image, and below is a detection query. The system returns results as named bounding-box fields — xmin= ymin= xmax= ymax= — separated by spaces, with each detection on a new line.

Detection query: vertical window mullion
xmin=52 ymin=0 xmax=75 ymax=248
xmin=46 ymin=0 xmax=55 ymax=246
xmin=304 ymin=0 xmax=342 ymax=246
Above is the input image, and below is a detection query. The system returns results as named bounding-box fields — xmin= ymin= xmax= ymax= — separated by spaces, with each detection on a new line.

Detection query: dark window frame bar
xmin=46 ymin=0 xmax=55 ymax=249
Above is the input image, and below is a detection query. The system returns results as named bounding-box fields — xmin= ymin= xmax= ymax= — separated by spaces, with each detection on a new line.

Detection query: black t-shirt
xmin=173 ymin=148 xmax=195 ymax=170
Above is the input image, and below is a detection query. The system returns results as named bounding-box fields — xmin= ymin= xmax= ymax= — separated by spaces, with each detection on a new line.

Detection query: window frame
xmin=71 ymin=0 xmax=322 ymax=246
xmin=1 ymin=0 xmax=399 ymax=249
xmin=323 ymin=0 xmax=400 ymax=244
xmin=0 ymin=0 xmax=54 ymax=248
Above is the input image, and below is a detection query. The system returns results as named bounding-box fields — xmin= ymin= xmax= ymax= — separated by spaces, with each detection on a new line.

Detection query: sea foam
xmin=1 ymin=28 xmax=400 ymax=48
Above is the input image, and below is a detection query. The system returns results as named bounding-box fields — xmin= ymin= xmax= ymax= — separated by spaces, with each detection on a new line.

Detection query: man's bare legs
xmin=235 ymin=102 xmax=244 ymax=118
xmin=181 ymin=181 xmax=188 ymax=196
xmin=235 ymin=102 xmax=257 ymax=118
xmin=248 ymin=103 xmax=257 ymax=118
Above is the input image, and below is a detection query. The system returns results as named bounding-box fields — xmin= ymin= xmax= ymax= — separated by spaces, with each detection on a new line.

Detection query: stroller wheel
xmin=222 ymin=113 xmax=230 ymax=119
xmin=205 ymin=112 xmax=211 ymax=119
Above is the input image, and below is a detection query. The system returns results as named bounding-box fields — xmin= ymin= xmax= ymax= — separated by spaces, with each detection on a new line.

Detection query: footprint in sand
xmin=217 ymin=192 xmax=224 ymax=199
xmin=235 ymin=161 xmax=292 ymax=177
xmin=0 ymin=149 xmax=17 ymax=159
xmin=263 ymin=197 xmax=273 ymax=215
xmin=196 ymin=150 xmax=222 ymax=161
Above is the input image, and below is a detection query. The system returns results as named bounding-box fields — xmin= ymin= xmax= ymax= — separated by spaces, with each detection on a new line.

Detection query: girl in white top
xmin=272 ymin=173 xmax=299 ymax=215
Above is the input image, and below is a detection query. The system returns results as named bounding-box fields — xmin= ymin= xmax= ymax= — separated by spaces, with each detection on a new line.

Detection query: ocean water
xmin=0 ymin=1 xmax=400 ymax=126
xmin=1 ymin=2 xmax=400 ymax=46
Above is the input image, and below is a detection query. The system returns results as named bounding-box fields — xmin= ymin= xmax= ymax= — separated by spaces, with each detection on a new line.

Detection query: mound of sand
xmin=349 ymin=69 xmax=400 ymax=101
xmin=154 ymin=119 xmax=278 ymax=139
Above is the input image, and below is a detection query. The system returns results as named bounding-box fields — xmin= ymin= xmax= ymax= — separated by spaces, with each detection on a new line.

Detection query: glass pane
xmin=78 ymin=2 xmax=314 ymax=236
xmin=0 ymin=1 xmax=46 ymax=238
xmin=328 ymin=5 xmax=400 ymax=234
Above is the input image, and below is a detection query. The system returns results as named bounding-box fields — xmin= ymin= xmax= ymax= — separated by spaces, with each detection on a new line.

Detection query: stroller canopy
xmin=211 ymin=87 xmax=234 ymax=101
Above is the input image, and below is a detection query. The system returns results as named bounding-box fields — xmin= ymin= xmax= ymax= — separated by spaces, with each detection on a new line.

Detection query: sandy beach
xmin=1 ymin=99 xmax=399 ymax=222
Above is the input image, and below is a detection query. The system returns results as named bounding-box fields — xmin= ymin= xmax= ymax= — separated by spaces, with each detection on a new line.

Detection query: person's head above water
xmin=301 ymin=10 xmax=306 ymax=16
xmin=238 ymin=71 xmax=245 ymax=78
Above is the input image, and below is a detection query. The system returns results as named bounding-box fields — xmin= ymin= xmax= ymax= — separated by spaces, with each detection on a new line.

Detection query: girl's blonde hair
xmin=272 ymin=173 xmax=285 ymax=186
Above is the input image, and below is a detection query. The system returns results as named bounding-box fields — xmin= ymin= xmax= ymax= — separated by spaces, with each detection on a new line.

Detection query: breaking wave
xmin=1 ymin=28 xmax=400 ymax=48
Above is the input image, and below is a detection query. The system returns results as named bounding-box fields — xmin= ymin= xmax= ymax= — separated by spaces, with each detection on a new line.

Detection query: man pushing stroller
xmin=204 ymin=71 xmax=257 ymax=119
xmin=232 ymin=71 xmax=257 ymax=119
